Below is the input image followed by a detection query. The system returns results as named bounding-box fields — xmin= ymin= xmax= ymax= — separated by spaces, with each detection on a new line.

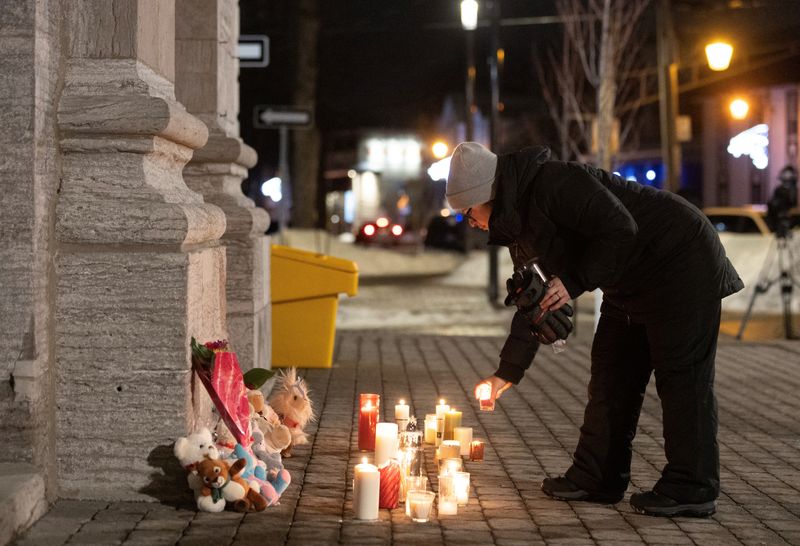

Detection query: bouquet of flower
xmin=191 ymin=337 xmax=274 ymax=445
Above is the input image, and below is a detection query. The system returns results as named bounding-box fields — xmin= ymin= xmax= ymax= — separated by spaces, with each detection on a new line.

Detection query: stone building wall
xmin=0 ymin=0 xmax=62 ymax=500
xmin=176 ymin=0 xmax=271 ymax=372
xmin=0 ymin=0 xmax=268 ymax=518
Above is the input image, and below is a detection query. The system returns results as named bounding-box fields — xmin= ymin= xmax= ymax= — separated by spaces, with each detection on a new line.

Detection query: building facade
xmin=0 ymin=0 xmax=269 ymax=540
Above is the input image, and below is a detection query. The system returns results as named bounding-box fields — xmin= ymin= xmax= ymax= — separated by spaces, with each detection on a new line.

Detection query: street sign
xmin=238 ymin=35 xmax=269 ymax=68
xmin=254 ymin=105 xmax=313 ymax=129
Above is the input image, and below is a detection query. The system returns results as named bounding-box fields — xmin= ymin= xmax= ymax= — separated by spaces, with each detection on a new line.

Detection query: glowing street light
xmin=261 ymin=177 xmax=282 ymax=202
xmin=432 ymin=141 xmax=449 ymax=159
xmin=460 ymin=0 xmax=478 ymax=31
xmin=705 ymin=41 xmax=734 ymax=71
xmin=729 ymin=98 xmax=749 ymax=120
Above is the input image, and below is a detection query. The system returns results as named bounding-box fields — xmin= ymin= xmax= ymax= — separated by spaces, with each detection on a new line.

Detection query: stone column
xmin=0 ymin=0 xmax=61 ymax=508
xmin=175 ymin=0 xmax=271 ymax=372
xmin=56 ymin=0 xmax=227 ymax=500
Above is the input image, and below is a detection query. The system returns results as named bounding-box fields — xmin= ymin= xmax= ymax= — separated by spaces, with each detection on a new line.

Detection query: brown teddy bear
xmin=194 ymin=456 xmax=268 ymax=513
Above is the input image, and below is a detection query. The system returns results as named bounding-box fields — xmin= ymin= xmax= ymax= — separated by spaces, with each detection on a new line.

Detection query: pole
xmin=465 ymin=31 xmax=476 ymax=141
xmin=657 ymin=0 xmax=681 ymax=192
xmin=487 ymin=0 xmax=501 ymax=304
xmin=279 ymin=126 xmax=291 ymax=230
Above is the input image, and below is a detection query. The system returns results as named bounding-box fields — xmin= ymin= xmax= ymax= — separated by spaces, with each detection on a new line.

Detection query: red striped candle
xmin=378 ymin=459 xmax=400 ymax=509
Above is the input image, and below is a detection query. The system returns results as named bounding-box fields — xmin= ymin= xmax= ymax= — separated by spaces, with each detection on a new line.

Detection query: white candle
xmin=407 ymin=490 xmax=435 ymax=522
xmin=438 ymin=473 xmax=458 ymax=515
xmin=439 ymin=440 xmax=461 ymax=460
xmin=395 ymin=399 xmax=410 ymax=420
xmin=424 ymin=414 xmax=437 ymax=444
xmin=439 ymin=457 xmax=462 ymax=476
xmin=354 ymin=458 xmax=379 ymax=520
xmin=454 ymin=427 xmax=473 ymax=456
xmin=374 ymin=422 xmax=399 ymax=466
xmin=435 ymin=399 xmax=450 ymax=419
xmin=454 ymin=471 xmax=470 ymax=505
xmin=439 ymin=498 xmax=458 ymax=515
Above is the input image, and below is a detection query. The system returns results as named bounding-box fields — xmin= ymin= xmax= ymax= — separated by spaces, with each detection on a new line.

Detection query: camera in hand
xmin=767 ymin=165 xmax=798 ymax=239
xmin=504 ymin=264 xmax=574 ymax=345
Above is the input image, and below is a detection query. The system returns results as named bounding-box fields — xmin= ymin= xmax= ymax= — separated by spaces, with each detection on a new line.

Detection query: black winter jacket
xmin=490 ymin=147 xmax=744 ymax=384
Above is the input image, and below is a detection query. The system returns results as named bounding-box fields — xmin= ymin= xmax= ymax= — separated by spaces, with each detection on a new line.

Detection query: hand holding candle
xmin=474 ymin=376 xmax=511 ymax=410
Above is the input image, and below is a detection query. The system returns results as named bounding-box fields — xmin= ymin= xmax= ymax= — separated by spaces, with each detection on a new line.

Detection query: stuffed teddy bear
xmin=193 ymin=456 xmax=268 ymax=513
xmin=268 ymin=368 xmax=314 ymax=457
xmin=173 ymin=428 xmax=220 ymax=497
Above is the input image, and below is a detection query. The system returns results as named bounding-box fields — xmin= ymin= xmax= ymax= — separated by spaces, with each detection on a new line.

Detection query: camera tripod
xmin=736 ymin=233 xmax=799 ymax=340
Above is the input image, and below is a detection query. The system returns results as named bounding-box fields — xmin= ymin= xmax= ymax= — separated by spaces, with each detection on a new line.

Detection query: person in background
xmin=446 ymin=142 xmax=743 ymax=517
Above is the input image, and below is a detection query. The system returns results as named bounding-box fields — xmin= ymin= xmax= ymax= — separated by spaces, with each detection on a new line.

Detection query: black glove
xmin=504 ymin=267 xmax=574 ymax=345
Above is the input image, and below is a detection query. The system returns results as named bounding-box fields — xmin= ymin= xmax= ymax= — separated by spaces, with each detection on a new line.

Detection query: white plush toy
xmin=173 ymin=427 xmax=220 ymax=497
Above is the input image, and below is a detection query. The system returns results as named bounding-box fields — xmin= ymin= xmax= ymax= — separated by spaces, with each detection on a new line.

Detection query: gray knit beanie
xmin=445 ymin=142 xmax=498 ymax=210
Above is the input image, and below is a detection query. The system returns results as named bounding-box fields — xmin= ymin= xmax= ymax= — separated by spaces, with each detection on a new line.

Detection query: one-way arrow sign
xmin=254 ymin=105 xmax=313 ymax=129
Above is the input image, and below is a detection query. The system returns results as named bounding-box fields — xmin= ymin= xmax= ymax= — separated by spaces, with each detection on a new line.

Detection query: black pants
xmin=565 ymin=301 xmax=721 ymax=503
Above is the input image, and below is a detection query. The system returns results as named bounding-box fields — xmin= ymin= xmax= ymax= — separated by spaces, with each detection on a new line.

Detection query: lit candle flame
xmin=364 ymin=402 xmax=372 ymax=410
xmin=362 ymin=457 xmax=368 ymax=465
xmin=439 ymin=399 xmax=445 ymax=405
xmin=399 ymin=399 xmax=405 ymax=405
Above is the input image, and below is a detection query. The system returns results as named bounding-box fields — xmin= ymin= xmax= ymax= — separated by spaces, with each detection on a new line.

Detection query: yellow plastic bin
xmin=271 ymin=244 xmax=358 ymax=368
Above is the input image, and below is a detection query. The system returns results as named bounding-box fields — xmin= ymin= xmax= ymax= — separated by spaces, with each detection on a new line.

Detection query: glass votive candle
xmin=424 ymin=414 xmax=437 ymax=444
xmin=407 ymin=490 xmax=435 ymax=522
xmin=404 ymin=476 xmax=429 ymax=516
xmin=358 ymin=393 xmax=380 ymax=451
xmin=469 ymin=440 xmax=485 ymax=462
xmin=438 ymin=457 xmax=463 ymax=476
xmin=437 ymin=474 xmax=458 ymax=516
xmin=454 ymin=471 xmax=470 ymax=505
xmin=439 ymin=440 xmax=461 ymax=460
xmin=477 ymin=382 xmax=495 ymax=411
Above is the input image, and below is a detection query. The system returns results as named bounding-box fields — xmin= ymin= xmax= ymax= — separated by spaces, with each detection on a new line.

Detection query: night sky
xmin=239 ymin=0 xmax=800 ymax=183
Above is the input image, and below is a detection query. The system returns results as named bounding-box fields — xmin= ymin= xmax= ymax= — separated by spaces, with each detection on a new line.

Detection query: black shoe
xmin=630 ymin=490 xmax=716 ymax=518
xmin=541 ymin=476 xmax=623 ymax=504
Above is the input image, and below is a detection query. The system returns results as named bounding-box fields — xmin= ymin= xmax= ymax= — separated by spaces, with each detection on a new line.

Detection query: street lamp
xmin=432 ymin=140 xmax=449 ymax=159
xmin=461 ymin=0 xmax=478 ymax=141
xmin=705 ymin=41 xmax=734 ymax=71
xmin=729 ymin=98 xmax=749 ymax=120
xmin=659 ymin=0 xmax=734 ymax=193
xmin=460 ymin=0 xmax=478 ymax=30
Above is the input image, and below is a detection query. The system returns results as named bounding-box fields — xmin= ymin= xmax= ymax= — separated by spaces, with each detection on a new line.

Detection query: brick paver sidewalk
xmin=15 ymin=333 xmax=800 ymax=545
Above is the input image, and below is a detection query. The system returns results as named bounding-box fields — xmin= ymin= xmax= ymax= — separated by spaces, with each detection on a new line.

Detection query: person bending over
xmin=446 ymin=142 xmax=743 ymax=517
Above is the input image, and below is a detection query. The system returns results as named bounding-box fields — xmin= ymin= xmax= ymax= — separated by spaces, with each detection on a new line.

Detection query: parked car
xmin=703 ymin=206 xmax=800 ymax=234
xmin=424 ymin=215 xmax=467 ymax=252
xmin=355 ymin=218 xmax=414 ymax=246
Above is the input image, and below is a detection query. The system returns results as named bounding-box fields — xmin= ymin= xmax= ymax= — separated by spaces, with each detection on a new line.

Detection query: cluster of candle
xmin=354 ymin=394 xmax=487 ymax=522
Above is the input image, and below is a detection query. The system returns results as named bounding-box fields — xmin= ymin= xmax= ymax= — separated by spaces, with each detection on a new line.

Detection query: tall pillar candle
xmin=374 ymin=422 xmax=399 ymax=466
xmin=424 ymin=414 xmax=437 ymax=444
xmin=358 ymin=394 xmax=380 ymax=451
xmin=378 ymin=460 xmax=401 ymax=509
xmin=453 ymin=427 xmax=472 ymax=456
xmin=435 ymin=400 xmax=449 ymax=446
xmin=395 ymin=399 xmax=410 ymax=431
xmin=353 ymin=458 xmax=379 ymax=520
xmin=443 ymin=408 xmax=462 ymax=441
